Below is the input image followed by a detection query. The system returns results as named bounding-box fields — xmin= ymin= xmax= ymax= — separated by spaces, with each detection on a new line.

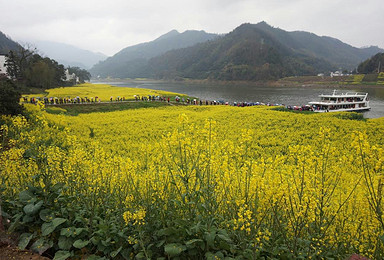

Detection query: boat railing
xmin=344 ymin=92 xmax=368 ymax=96
xmin=318 ymin=100 xmax=366 ymax=104
xmin=320 ymin=92 xmax=367 ymax=97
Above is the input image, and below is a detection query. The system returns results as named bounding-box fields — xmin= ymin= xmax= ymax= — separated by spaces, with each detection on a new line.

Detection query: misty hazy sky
xmin=1 ymin=0 xmax=383 ymax=56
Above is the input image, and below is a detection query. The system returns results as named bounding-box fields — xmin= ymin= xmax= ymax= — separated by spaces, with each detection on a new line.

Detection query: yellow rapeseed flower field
xmin=2 ymin=83 xmax=384 ymax=259
xmin=24 ymin=83 xmax=185 ymax=101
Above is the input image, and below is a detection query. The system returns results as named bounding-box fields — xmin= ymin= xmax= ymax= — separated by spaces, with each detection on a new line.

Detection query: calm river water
xmin=93 ymin=81 xmax=384 ymax=118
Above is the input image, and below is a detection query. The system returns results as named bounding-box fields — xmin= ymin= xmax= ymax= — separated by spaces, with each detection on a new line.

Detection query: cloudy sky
xmin=1 ymin=0 xmax=383 ymax=56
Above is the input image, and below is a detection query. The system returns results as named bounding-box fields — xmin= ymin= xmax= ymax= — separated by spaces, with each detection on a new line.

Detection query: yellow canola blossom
xmin=2 ymin=85 xmax=384 ymax=258
xmin=25 ymin=83 xmax=184 ymax=102
xmin=123 ymin=207 xmax=147 ymax=226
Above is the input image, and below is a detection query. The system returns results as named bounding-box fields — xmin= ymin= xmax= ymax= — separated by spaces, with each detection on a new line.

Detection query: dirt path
xmin=0 ymin=232 xmax=50 ymax=260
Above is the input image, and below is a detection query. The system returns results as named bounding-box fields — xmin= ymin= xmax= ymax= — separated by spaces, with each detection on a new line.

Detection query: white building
xmin=0 ymin=55 xmax=7 ymax=76
xmin=64 ymin=69 xmax=79 ymax=83
xmin=330 ymin=71 xmax=343 ymax=77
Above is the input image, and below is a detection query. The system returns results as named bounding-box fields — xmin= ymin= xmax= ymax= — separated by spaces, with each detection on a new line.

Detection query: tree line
xmin=1 ymin=45 xmax=91 ymax=115
xmin=4 ymin=45 xmax=91 ymax=89
xmin=357 ymin=52 xmax=384 ymax=74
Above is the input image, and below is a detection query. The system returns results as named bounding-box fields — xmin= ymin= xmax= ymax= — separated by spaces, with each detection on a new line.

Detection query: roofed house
xmin=0 ymin=55 xmax=7 ymax=76
xmin=64 ymin=69 xmax=79 ymax=83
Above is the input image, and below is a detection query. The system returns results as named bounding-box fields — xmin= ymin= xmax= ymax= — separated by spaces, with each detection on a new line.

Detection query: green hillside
xmin=357 ymin=52 xmax=384 ymax=74
xmin=253 ymin=22 xmax=382 ymax=70
xmin=0 ymin=31 xmax=20 ymax=54
xmin=145 ymin=23 xmax=335 ymax=80
xmin=90 ymin=30 xmax=218 ymax=78
xmin=91 ymin=22 xmax=383 ymax=81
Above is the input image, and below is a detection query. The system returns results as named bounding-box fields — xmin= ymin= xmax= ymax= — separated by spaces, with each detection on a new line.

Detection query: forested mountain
xmin=252 ymin=22 xmax=382 ymax=70
xmin=357 ymin=52 xmax=384 ymax=73
xmin=0 ymin=31 xmax=20 ymax=54
xmin=145 ymin=23 xmax=384 ymax=81
xmin=144 ymin=23 xmax=335 ymax=80
xmin=91 ymin=22 xmax=383 ymax=81
xmin=90 ymin=30 xmax=218 ymax=78
xmin=34 ymin=41 xmax=107 ymax=69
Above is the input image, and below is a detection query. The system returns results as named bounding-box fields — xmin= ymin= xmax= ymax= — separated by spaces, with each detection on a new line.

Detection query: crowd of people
xmin=285 ymin=105 xmax=312 ymax=111
xmin=23 ymin=96 xmax=102 ymax=105
xmin=22 ymin=95 xmax=285 ymax=108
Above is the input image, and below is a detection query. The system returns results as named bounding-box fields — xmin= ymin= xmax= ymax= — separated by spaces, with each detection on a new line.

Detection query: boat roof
xmin=319 ymin=90 xmax=368 ymax=98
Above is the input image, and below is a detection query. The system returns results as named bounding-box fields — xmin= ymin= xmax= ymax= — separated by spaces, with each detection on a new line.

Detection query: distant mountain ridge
xmin=90 ymin=30 xmax=218 ymax=78
xmin=145 ymin=22 xmax=384 ymax=81
xmin=146 ymin=23 xmax=334 ymax=80
xmin=0 ymin=31 xmax=20 ymax=54
xmin=90 ymin=22 xmax=383 ymax=81
xmin=252 ymin=22 xmax=382 ymax=69
xmin=34 ymin=41 xmax=107 ymax=69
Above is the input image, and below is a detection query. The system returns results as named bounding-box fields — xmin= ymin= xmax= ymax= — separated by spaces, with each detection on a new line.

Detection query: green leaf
xmin=205 ymin=252 xmax=215 ymax=259
xmin=30 ymin=238 xmax=53 ymax=255
xmin=185 ymin=238 xmax=205 ymax=250
xmin=90 ymin=236 xmax=100 ymax=245
xmin=101 ymin=238 xmax=111 ymax=247
xmin=58 ymin=236 xmax=73 ymax=250
xmin=42 ymin=218 xmax=67 ymax=236
xmin=157 ymin=227 xmax=177 ymax=236
xmin=18 ymin=233 xmax=33 ymax=250
xmin=23 ymin=200 xmax=43 ymax=215
xmin=22 ymin=214 xmax=35 ymax=223
xmin=52 ymin=182 xmax=65 ymax=192
xmin=19 ymin=190 xmax=35 ymax=203
xmin=41 ymin=223 xmax=55 ymax=236
xmin=41 ymin=222 xmax=55 ymax=236
xmin=217 ymin=234 xmax=232 ymax=243
xmin=121 ymin=248 xmax=133 ymax=259
xmin=86 ymin=255 xmax=107 ymax=260
xmin=110 ymin=246 xmax=122 ymax=257
xmin=205 ymin=230 xmax=216 ymax=248
xmin=53 ymin=250 xmax=71 ymax=260
xmin=75 ymin=227 xmax=86 ymax=236
xmin=218 ymin=240 xmax=230 ymax=251
xmin=40 ymin=209 xmax=55 ymax=222
xmin=61 ymin=227 xmax=75 ymax=237
xmin=58 ymin=226 xmax=84 ymax=238
xmin=380 ymin=234 xmax=384 ymax=244
xmin=135 ymin=252 xmax=146 ymax=259
xmin=215 ymin=251 xmax=224 ymax=259
xmin=73 ymin=239 xmax=89 ymax=249
xmin=52 ymin=217 xmax=67 ymax=227
xmin=185 ymin=238 xmax=204 ymax=246
xmin=8 ymin=214 xmax=22 ymax=233
xmin=164 ymin=243 xmax=186 ymax=257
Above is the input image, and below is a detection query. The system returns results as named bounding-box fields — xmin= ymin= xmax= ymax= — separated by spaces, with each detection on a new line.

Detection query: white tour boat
xmin=309 ymin=90 xmax=371 ymax=113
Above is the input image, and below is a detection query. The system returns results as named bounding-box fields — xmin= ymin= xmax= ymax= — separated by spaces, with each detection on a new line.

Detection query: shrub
xmin=0 ymin=79 xmax=24 ymax=115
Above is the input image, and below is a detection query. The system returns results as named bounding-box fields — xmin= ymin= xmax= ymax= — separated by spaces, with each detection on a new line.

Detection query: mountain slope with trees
xmin=89 ymin=30 xmax=218 ymax=78
xmin=0 ymin=31 xmax=20 ymax=54
xmin=146 ymin=22 xmax=384 ymax=81
xmin=92 ymin=22 xmax=383 ymax=81
xmin=145 ymin=23 xmax=336 ymax=80
xmin=252 ymin=22 xmax=383 ymax=70
xmin=357 ymin=52 xmax=384 ymax=73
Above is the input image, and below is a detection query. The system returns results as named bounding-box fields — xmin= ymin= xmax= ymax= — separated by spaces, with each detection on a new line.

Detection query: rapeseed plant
xmin=2 ymin=84 xmax=384 ymax=258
